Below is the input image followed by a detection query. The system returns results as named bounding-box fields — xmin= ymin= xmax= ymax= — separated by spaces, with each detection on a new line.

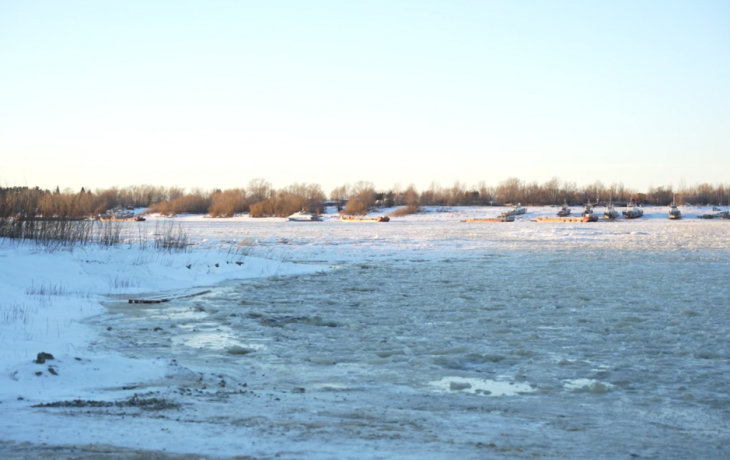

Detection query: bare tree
xmin=391 ymin=183 xmax=403 ymax=206
xmin=330 ymin=184 xmax=350 ymax=211
xmin=247 ymin=178 xmax=273 ymax=205
xmin=404 ymin=184 xmax=419 ymax=207
xmin=496 ymin=177 xmax=522 ymax=204
xmin=344 ymin=181 xmax=376 ymax=215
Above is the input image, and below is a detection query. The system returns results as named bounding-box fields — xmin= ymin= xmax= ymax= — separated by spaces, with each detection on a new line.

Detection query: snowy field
xmin=1 ymin=205 xmax=730 ymax=459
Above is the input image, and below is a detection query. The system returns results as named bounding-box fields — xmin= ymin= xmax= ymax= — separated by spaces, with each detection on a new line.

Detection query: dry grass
xmin=389 ymin=205 xmax=420 ymax=217
xmin=152 ymin=221 xmax=189 ymax=252
xmin=0 ymin=218 xmax=95 ymax=250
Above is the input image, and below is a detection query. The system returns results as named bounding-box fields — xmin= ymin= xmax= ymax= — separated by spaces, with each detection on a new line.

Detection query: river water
xmin=91 ymin=218 xmax=730 ymax=459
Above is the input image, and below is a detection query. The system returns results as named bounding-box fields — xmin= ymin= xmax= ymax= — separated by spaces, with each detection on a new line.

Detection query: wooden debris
xmin=128 ymin=290 xmax=211 ymax=304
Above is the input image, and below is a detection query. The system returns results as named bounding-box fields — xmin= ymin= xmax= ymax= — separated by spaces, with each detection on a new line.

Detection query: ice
xmin=430 ymin=377 xmax=535 ymax=396
xmin=563 ymin=378 xmax=613 ymax=393
xmin=2 ymin=209 xmax=730 ymax=459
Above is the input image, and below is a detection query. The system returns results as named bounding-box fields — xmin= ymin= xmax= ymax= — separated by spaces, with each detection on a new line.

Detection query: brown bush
xmin=147 ymin=190 xmax=211 ymax=216
xmin=209 ymin=189 xmax=248 ymax=217
xmin=343 ymin=199 xmax=369 ymax=215
xmin=249 ymin=195 xmax=308 ymax=218
xmin=249 ymin=200 xmax=273 ymax=217
xmin=342 ymin=181 xmax=376 ymax=215
xmin=389 ymin=205 xmax=420 ymax=217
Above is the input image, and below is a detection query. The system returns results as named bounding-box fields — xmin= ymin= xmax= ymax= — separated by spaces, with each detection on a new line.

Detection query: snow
xmin=1 ymin=205 xmax=729 ymax=459
xmin=0 ymin=239 xmax=322 ymax=456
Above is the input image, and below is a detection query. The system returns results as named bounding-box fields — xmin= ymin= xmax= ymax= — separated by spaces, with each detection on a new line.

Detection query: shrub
xmin=250 ymin=195 xmax=309 ymax=218
xmin=146 ymin=191 xmax=211 ymax=216
xmin=343 ymin=199 xmax=370 ymax=215
xmin=342 ymin=181 xmax=376 ymax=215
xmin=389 ymin=205 xmax=420 ymax=217
xmin=209 ymin=189 xmax=248 ymax=217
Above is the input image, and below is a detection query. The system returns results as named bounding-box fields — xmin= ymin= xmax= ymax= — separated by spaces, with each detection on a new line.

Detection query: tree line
xmin=1 ymin=178 xmax=728 ymax=219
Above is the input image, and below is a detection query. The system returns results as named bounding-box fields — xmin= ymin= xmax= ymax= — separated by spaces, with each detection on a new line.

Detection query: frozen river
xmin=86 ymin=216 xmax=730 ymax=459
xmin=6 ymin=214 xmax=729 ymax=459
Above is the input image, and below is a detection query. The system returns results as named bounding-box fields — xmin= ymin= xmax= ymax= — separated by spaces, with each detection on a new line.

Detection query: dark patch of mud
xmin=33 ymin=394 xmax=179 ymax=411
xmin=251 ymin=313 xmax=338 ymax=328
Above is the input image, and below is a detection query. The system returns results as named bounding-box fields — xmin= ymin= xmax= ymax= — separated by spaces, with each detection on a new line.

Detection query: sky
xmin=1 ymin=0 xmax=729 ymax=194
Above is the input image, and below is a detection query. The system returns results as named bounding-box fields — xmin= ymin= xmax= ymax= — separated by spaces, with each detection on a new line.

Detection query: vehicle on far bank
xmin=582 ymin=201 xmax=594 ymax=217
xmin=668 ymin=202 xmax=682 ymax=220
xmin=604 ymin=202 xmax=619 ymax=219
xmin=288 ymin=210 xmax=322 ymax=222
xmin=536 ymin=215 xmax=598 ymax=223
xmin=623 ymin=202 xmax=644 ymax=219
xmin=557 ymin=202 xmax=572 ymax=217
xmin=501 ymin=203 xmax=526 ymax=217
xmin=698 ymin=210 xmax=729 ymax=219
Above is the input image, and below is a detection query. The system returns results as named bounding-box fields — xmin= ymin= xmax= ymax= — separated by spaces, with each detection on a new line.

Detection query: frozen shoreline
xmin=1 ymin=209 xmax=730 ymax=459
xmin=0 ymin=238 xmax=326 ymax=458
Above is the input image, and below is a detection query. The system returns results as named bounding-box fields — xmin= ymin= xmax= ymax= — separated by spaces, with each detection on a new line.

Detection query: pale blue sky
xmin=1 ymin=1 xmax=728 ymax=193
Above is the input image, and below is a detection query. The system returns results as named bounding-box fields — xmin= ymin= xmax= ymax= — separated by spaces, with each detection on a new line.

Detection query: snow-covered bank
xmin=143 ymin=203 xmax=730 ymax=223
xmin=0 ymin=239 xmax=323 ymax=409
